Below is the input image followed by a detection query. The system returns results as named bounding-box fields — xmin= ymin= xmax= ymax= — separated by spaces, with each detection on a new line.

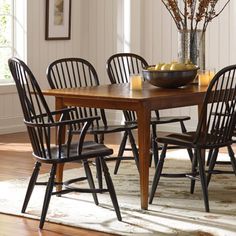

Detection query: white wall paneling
xmin=139 ymin=0 xmax=236 ymax=131
xmin=0 ymin=0 xmax=236 ymax=134
xmin=0 ymin=0 xmax=27 ymax=134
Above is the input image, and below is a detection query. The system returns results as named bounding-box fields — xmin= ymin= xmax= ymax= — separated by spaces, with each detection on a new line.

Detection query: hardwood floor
xmin=0 ymin=131 xmax=233 ymax=236
xmin=0 ymin=132 xmax=119 ymax=236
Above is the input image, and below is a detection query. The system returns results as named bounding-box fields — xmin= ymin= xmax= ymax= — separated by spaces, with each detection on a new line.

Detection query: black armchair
xmin=8 ymin=57 xmax=121 ymax=229
xmin=106 ymin=52 xmax=192 ymax=168
xmin=46 ymin=58 xmax=139 ymax=182
xmin=149 ymin=64 xmax=236 ymax=212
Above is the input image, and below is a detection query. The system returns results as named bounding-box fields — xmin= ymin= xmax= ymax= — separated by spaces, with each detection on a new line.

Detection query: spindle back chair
xmin=8 ymin=57 xmax=121 ymax=229
xmin=106 ymin=52 xmax=192 ymax=167
xmin=149 ymin=64 xmax=236 ymax=212
xmin=47 ymin=58 xmax=139 ymax=179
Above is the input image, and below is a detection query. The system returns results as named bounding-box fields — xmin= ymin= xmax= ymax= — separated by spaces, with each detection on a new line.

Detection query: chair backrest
xmin=9 ymin=57 xmax=104 ymax=162
xmin=106 ymin=53 xmax=159 ymax=121
xmin=195 ymin=64 xmax=236 ymax=148
xmin=47 ymin=57 xmax=108 ymax=128
xmin=106 ymin=53 xmax=149 ymax=84
xmin=8 ymin=57 xmax=52 ymax=123
xmin=8 ymin=57 xmax=55 ymax=158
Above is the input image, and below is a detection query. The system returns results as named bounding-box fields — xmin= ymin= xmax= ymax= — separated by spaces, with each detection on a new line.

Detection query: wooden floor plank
xmin=0 ymin=132 xmax=117 ymax=236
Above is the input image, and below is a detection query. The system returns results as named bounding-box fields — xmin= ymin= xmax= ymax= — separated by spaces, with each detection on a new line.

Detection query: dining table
xmin=43 ymin=81 xmax=208 ymax=210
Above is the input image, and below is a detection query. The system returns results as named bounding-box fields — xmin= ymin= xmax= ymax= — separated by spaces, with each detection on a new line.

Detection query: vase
xmin=178 ymin=29 xmax=205 ymax=70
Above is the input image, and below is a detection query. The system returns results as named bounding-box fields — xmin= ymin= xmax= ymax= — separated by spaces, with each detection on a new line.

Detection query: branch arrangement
xmin=162 ymin=0 xmax=230 ymax=33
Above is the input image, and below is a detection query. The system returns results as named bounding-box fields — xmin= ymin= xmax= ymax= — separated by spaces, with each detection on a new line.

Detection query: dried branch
xmin=202 ymin=0 xmax=230 ymax=32
xmin=161 ymin=0 xmax=230 ymax=33
xmin=161 ymin=0 xmax=184 ymax=30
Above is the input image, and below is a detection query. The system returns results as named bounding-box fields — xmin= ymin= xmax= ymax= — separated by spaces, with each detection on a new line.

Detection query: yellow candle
xmin=199 ymin=73 xmax=210 ymax=86
xmin=130 ymin=75 xmax=143 ymax=90
xmin=198 ymin=69 xmax=215 ymax=86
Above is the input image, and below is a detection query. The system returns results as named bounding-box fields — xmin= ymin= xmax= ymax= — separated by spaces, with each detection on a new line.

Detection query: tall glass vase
xmin=178 ymin=29 xmax=205 ymax=70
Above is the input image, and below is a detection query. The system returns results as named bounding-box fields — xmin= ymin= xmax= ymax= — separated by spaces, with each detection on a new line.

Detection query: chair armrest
xmin=31 ymin=107 xmax=76 ymax=121
xmin=24 ymin=116 xmax=100 ymax=128
xmin=24 ymin=116 xmax=101 ymax=158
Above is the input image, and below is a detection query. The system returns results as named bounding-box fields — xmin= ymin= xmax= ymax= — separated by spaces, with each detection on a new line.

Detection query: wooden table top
xmin=43 ymin=82 xmax=208 ymax=110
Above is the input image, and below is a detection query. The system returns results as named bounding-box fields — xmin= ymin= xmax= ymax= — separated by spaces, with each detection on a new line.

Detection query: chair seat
xmin=157 ymin=131 xmax=233 ymax=149
xmin=35 ymin=141 xmax=113 ymax=164
xmin=152 ymin=116 xmax=190 ymax=124
xmin=72 ymin=124 xmax=137 ymax=135
xmin=126 ymin=116 xmax=190 ymax=125
xmin=157 ymin=131 xmax=196 ymax=148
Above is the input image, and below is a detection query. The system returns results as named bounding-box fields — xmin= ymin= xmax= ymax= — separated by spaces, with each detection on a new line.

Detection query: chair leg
xmin=186 ymin=148 xmax=194 ymax=162
xmin=190 ymin=149 xmax=198 ymax=194
xmin=22 ymin=161 xmax=41 ymax=213
xmin=180 ymin=120 xmax=187 ymax=133
xmin=206 ymin=149 xmax=213 ymax=166
xmin=93 ymin=133 xmax=104 ymax=144
xmin=127 ymin=130 xmax=139 ymax=171
xmin=206 ymin=148 xmax=219 ymax=186
xmin=95 ymin=157 xmax=103 ymax=189
xmin=39 ymin=164 xmax=57 ymax=229
xmin=180 ymin=121 xmax=193 ymax=162
xmin=151 ymin=124 xmax=159 ymax=167
xmin=100 ymin=157 xmax=122 ymax=221
xmin=149 ymin=144 xmax=167 ymax=204
xmin=228 ymin=145 xmax=236 ymax=175
xmin=98 ymin=133 xmax=105 ymax=144
xmin=197 ymin=149 xmax=210 ymax=212
xmin=83 ymin=160 xmax=99 ymax=205
xmin=114 ymin=131 xmax=128 ymax=174
xmin=94 ymin=133 xmax=104 ymax=189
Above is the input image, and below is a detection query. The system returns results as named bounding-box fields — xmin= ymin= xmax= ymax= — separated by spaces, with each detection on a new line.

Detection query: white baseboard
xmin=0 ymin=116 xmax=25 ymax=135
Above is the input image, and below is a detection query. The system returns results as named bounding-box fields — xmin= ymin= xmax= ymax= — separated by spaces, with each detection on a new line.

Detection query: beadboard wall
xmin=139 ymin=0 xmax=236 ymax=131
xmin=0 ymin=0 xmax=236 ymax=134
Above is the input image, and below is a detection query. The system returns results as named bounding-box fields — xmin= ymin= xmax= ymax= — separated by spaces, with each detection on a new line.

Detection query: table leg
xmin=55 ymin=97 xmax=66 ymax=191
xmin=56 ymin=164 xmax=64 ymax=188
xmin=137 ymin=107 xmax=151 ymax=210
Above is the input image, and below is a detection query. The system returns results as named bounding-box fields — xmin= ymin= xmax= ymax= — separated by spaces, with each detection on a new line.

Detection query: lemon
xmin=161 ymin=63 xmax=171 ymax=70
xmin=170 ymin=63 xmax=186 ymax=71
xmin=155 ymin=63 xmax=165 ymax=70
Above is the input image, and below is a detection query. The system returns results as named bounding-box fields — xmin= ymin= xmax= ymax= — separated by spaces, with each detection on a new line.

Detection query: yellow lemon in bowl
xmin=170 ymin=63 xmax=186 ymax=71
xmin=160 ymin=63 xmax=172 ymax=70
xmin=154 ymin=63 xmax=165 ymax=70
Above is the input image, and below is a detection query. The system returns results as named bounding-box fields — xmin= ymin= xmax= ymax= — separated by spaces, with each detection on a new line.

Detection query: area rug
xmin=1 ymin=150 xmax=236 ymax=235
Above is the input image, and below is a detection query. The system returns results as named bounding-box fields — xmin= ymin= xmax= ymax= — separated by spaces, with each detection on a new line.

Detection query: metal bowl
xmin=142 ymin=67 xmax=199 ymax=88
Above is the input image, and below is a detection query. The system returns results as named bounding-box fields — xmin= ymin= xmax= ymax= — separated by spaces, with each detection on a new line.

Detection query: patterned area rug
xmin=0 ymin=150 xmax=236 ymax=236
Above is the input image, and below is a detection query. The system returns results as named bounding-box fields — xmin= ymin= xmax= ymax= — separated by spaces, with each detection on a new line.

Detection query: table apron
xmin=61 ymin=97 xmax=150 ymax=111
xmin=58 ymin=94 xmax=205 ymax=111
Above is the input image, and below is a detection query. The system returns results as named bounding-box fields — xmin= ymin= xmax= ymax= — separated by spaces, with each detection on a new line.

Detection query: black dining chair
xmin=106 ymin=52 xmax=192 ymax=169
xmin=46 ymin=57 xmax=139 ymax=184
xmin=8 ymin=57 xmax=121 ymax=229
xmin=149 ymin=64 xmax=236 ymax=212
